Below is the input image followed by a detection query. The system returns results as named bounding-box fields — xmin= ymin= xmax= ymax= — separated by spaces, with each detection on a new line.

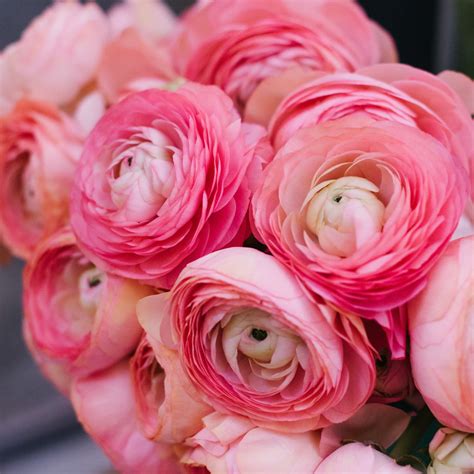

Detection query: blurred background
xmin=0 ymin=0 xmax=472 ymax=472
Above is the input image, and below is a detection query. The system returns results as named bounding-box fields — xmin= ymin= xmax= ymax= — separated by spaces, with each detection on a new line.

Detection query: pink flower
xmin=154 ymin=247 xmax=375 ymax=432
xmin=0 ymin=1 xmax=109 ymax=113
xmin=182 ymin=413 xmax=323 ymax=474
xmin=172 ymin=0 xmax=396 ymax=109
xmin=130 ymin=331 xmax=212 ymax=443
xmin=314 ymin=443 xmax=418 ymax=473
xmin=409 ymin=236 xmax=474 ymax=432
xmin=252 ymin=117 xmax=468 ymax=315
xmin=108 ymin=0 xmax=176 ymax=42
xmin=97 ymin=28 xmax=177 ymax=104
xmin=428 ymin=428 xmax=474 ymax=474
xmin=0 ymin=100 xmax=83 ymax=259
xmin=71 ymin=361 xmax=184 ymax=474
xmin=246 ymin=64 xmax=473 ymax=192
xmin=23 ymin=228 xmax=152 ymax=384
xmin=71 ymin=84 xmax=268 ymax=288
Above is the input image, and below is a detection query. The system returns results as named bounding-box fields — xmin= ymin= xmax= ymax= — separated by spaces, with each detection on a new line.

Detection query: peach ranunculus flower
xmin=23 ymin=228 xmax=152 ymax=388
xmin=172 ymin=0 xmax=397 ymax=110
xmin=181 ymin=412 xmax=324 ymax=474
xmin=71 ymin=84 xmax=269 ymax=289
xmin=71 ymin=361 xmax=184 ymax=474
xmin=97 ymin=28 xmax=177 ymax=104
xmin=428 ymin=428 xmax=474 ymax=474
xmin=148 ymin=247 xmax=375 ymax=432
xmin=0 ymin=1 xmax=109 ymax=114
xmin=0 ymin=100 xmax=83 ymax=259
xmin=314 ymin=443 xmax=418 ymax=473
xmin=409 ymin=236 xmax=474 ymax=433
xmin=245 ymin=64 xmax=473 ymax=197
xmin=252 ymin=117 xmax=468 ymax=316
xmin=130 ymin=332 xmax=212 ymax=443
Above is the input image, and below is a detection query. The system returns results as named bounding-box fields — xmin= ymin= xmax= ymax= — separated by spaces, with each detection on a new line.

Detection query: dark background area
xmin=0 ymin=0 xmax=470 ymax=472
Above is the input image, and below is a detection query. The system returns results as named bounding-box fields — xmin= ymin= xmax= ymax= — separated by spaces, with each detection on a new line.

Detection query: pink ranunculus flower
xmin=97 ymin=28 xmax=177 ymax=104
xmin=130 ymin=332 xmax=212 ymax=443
xmin=409 ymin=236 xmax=474 ymax=433
xmin=0 ymin=1 xmax=109 ymax=113
xmin=0 ymin=100 xmax=83 ymax=259
xmin=428 ymin=428 xmax=474 ymax=474
xmin=172 ymin=0 xmax=397 ymax=110
xmin=153 ymin=247 xmax=375 ymax=432
xmin=252 ymin=117 xmax=468 ymax=315
xmin=71 ymin=361 xmax=184 ymax=474
xmin=71 ymin=84 xmax=268 ymax=288
xmin=109 ymin=0 xmax=176 ymax=41
xmin=315 ymin=443 xmax=418 ymax=473
xmin=23 ymin=228 xmax=153 ymax=383
xmin=182 ymin=412 xmax=323 ymax=474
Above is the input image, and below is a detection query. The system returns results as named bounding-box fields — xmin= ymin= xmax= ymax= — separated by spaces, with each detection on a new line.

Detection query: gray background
xmin=0 ymin=0 xmax=469 ymax=472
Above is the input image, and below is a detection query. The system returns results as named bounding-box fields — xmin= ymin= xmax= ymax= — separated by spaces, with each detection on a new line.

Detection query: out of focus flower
xmin=409 ymin=236 xmax=474 ymax=432
xmin=24 ymin=228 xmax=152 ymax=388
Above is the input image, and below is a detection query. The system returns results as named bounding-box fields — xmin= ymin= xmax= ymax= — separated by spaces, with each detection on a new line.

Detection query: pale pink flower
xmin=182 ymin=413 xmax=323 ymax=474
xmin=0 ymin=1 xmax=109 ymax=113
xmin=409 ymin=236 xmax=474 ymax=432
xmin=154 ymin=247 xmax=375 ymax=432
xmin=0 ymin=100 xmax=82 ymax=259
xmin=71 ymin=361 xmax=184 ymax=474
xmin=23 ymin=228 xmax=152 ymax=384
xmin=315 ymin=443 xmax=418 ymax=473
xmin=71 ymin=84 xmax=268 ymax=288
xmin=172 ymin=0 xmax=397 ymax=109
xmin=252 ymin=117 xmax=468 ymax=315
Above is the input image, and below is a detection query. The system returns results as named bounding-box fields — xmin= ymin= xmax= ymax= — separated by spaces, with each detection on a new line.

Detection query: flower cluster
xmin=1 ymin=1 xmax=473 ymax=473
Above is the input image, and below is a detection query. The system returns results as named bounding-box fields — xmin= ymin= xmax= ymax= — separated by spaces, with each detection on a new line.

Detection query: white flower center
xmin=304 ymin=176 xmax=385 ymax=257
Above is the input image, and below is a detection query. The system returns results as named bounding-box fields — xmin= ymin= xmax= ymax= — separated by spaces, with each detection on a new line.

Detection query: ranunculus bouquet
xmin=2 ymin=0 xmax=473 ymax=472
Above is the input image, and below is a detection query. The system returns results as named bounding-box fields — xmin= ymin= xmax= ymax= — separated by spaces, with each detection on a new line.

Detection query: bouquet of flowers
xmin=1 ymin=0 xmax=473 ymax=472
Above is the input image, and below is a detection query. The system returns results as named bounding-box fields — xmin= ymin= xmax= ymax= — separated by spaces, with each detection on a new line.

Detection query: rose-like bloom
xmin=97 ymin=28 xmax=176 ymax=104
xmin=252 ymin=117 xmax=468 ymax=315
xmin=0 ymin=100 xmax=83 ymax=259
xmin=71 ymin=84 xmax=268 ymax=288
xmin=172 ymin=0 xmax=396 ymax=109
xmin=130 ymin=332 xmax=212 ymax=443
xmin=151 ymin=247 xmax=375 ymax=432
xmin=182 ymin=412 xmax=323 ymax=474
xmin=245 ymin=64 xmax=473 ymax=195
xmin=428 ymin=428 xmax=474 ymax=474
xmin=109 ymin=0 xmax=176 ymax=41
xmin=23 ymin=228 xmax=152 ymax=384
xmin=0 ymin=1 xmax=109 ymax=113
xmin=315 ymin=443 xmax=418 ymax=473
xmin=71 ymin=362 xmax=184 ymax=474
xmin=409 ymin=236 xmax=474 ymax=432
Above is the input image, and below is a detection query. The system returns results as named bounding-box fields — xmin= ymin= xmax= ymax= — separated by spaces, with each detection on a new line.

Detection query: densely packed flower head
xmin=1 ymin=0 xmax=473 ymax=473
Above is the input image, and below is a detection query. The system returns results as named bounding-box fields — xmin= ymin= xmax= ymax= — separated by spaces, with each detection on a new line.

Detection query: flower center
xmin=109 ymin=127 xmax=175 ymax=222
xmin=304 ymin=176 xmax=385 ymax=257
xmin=251 ymin=328 xmax=268 ymax=341
xmin=78 ymin=267 xmax=106 ymax=311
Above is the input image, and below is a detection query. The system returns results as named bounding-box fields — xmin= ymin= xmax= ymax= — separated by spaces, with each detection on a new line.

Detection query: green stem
xmin=390 ymin=406 xmax=435 ymax=459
